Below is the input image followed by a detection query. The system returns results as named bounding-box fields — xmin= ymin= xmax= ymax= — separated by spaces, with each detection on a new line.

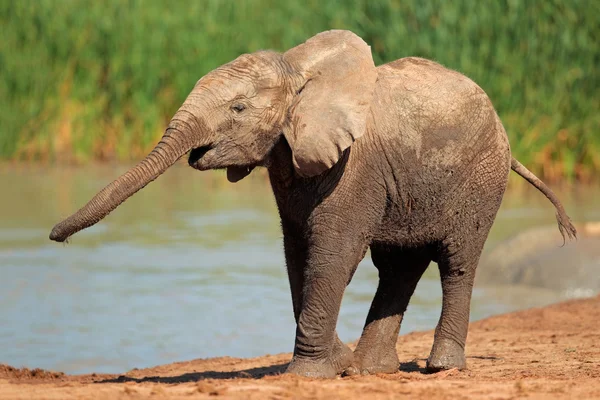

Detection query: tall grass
xmin=0 ymin=0 xmax=598 ymax=182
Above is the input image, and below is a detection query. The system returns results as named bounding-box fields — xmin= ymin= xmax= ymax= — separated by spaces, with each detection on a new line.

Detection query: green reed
xmin=0 ymin=0 xmax=598 ymax=182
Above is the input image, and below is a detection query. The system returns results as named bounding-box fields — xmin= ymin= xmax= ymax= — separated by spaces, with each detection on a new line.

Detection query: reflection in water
xmin=0 ymin=164 xmax=597 ymax=374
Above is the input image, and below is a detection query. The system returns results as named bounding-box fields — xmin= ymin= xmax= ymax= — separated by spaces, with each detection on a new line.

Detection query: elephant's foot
xmin=285 ymin=356 xmax=337 ymax=378
xmin=286 ymin=336 xmax=354 ymax=378
xmin=341 ymin=315 xmax=401 ymax=376
xmin=426 ymin=338 xmax=466 ymax=372
xmin=331 ymin=336 xmax=354 ymax=374
xmin=342 ymin=349 xmax=399 ymax=376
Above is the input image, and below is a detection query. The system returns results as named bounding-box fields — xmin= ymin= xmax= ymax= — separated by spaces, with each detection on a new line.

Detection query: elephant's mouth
xmin=226 ymin=165 xmax=255 ymax=182
xmin=188 ymin=145 xmax=256 ymax=182
xmin=188 ymin=145 xmax=214 ymax=170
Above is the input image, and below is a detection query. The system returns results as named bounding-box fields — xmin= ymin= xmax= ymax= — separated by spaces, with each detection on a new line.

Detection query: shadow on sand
xmin=98 ymin=355 xmax=500 ymax=383
xmin=98 ymin=363 xmax=290 ymax=384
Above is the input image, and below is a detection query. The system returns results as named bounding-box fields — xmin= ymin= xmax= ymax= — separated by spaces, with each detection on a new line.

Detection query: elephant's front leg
xmin=285 ymin=232 xmax=368 ymax=378
xmin=282 ymin=224 xmax=353 ymax=375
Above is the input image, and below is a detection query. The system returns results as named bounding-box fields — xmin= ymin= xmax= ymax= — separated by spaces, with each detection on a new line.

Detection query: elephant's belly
xmin=372 ymin=196 xmax=448 ymax=248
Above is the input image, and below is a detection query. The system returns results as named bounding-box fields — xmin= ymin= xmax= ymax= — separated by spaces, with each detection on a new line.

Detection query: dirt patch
xmin=0 ymin=365 xmax=65 ymax=382
xmin=1 ymin=295 xmax=599 ymax=399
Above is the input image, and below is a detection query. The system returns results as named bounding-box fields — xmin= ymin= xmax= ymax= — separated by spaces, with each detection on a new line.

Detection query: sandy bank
xmin=1 ymin=295 xmax=599 ymax=399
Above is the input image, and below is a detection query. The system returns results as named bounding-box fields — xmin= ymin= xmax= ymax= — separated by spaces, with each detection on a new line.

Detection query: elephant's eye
xmin=231 ymin=103 xmax=246 ymax=113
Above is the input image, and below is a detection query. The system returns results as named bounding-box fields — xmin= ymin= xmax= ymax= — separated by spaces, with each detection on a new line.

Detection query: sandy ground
xmin=1 ymin=295 xmax=599 ymax=399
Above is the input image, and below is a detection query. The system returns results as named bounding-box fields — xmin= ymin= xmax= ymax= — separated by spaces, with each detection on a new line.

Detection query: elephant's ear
xmin=283 ymin=30 xmax=377 ymax=177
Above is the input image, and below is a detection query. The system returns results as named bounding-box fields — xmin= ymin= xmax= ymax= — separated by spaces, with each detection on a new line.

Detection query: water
xmin=0 ymin=164 xmax=598 ymax=374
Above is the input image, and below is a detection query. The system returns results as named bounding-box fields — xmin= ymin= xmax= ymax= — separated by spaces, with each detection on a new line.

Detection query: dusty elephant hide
xmin=48 ymin=30 xmax=577 ymax=378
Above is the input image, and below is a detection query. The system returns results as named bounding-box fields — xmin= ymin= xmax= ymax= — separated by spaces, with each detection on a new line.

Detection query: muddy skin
xmin=49 ymin=30 xmax=577 ymax=378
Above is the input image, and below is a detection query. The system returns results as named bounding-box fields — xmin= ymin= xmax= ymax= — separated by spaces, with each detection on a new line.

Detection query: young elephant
xmin=49 ymin=30 xmax=576 ymax=378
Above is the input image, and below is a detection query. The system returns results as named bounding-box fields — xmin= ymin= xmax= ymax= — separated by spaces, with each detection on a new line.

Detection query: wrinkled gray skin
xmin=478 ymin=222 xmax=599 ymax=293
xmin=49 ymin=30 xmax=577 ymax=378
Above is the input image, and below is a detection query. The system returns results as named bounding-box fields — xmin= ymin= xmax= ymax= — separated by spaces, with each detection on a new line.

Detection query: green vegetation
xmin=1 ymin=0 xmax=597 ymax=182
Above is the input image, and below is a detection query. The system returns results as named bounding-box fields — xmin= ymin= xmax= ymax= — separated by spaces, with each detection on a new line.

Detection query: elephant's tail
xmin=511 ymin=157 xmax=577 ymax=243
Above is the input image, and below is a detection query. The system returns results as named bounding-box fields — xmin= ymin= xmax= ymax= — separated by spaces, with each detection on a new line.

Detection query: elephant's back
xmin=372 ymin=56 xmax=509 ymax=171
xmin=378 ymin=57 xmax=484 ymax=98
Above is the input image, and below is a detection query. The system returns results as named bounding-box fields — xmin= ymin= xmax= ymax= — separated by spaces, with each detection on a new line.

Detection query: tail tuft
xmin=511 ymin=157 xmax=577 ymax=245
xmin=556 ymin=211 xmax=577 ymax=245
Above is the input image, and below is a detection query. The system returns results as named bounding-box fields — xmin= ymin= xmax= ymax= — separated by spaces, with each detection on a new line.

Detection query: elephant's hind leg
xmin=426 ymin=224 xmax=494 ymax=372
xmin=344 ymin=245 xmax=431 ymax=376
xmin=427 ymin=134 xmax=508 ymax=372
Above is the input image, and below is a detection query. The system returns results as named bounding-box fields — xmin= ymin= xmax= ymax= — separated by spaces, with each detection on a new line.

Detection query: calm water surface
xmin=1 ymin=164 xmax=598 ymax=374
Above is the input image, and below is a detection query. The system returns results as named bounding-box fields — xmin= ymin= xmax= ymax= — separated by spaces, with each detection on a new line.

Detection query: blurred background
xmin=0 ymin=0 xmax=598 ymax=375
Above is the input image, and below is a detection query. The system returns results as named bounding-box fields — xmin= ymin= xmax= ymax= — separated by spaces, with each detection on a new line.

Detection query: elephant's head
xmin=49 ymin=30 xmax=377 ymax=242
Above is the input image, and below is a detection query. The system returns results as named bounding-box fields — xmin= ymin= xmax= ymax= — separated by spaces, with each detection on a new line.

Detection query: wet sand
xmin=1 ymin=295 xmax=599 ymax=399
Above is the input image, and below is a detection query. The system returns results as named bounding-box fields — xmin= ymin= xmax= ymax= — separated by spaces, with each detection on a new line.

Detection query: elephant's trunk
xmin=49 ymin=112 xmax=204 ymax=242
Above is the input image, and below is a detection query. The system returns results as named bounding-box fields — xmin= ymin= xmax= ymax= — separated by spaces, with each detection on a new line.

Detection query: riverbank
xmin=2 ymin=294 xmax=598 ymax=399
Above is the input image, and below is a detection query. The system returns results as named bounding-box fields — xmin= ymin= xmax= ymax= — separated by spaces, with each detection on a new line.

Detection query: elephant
xmin=477 ymin=222 xmax=599 ymax=294
xmin=49 ymin=30 xmax=576 ymax=378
